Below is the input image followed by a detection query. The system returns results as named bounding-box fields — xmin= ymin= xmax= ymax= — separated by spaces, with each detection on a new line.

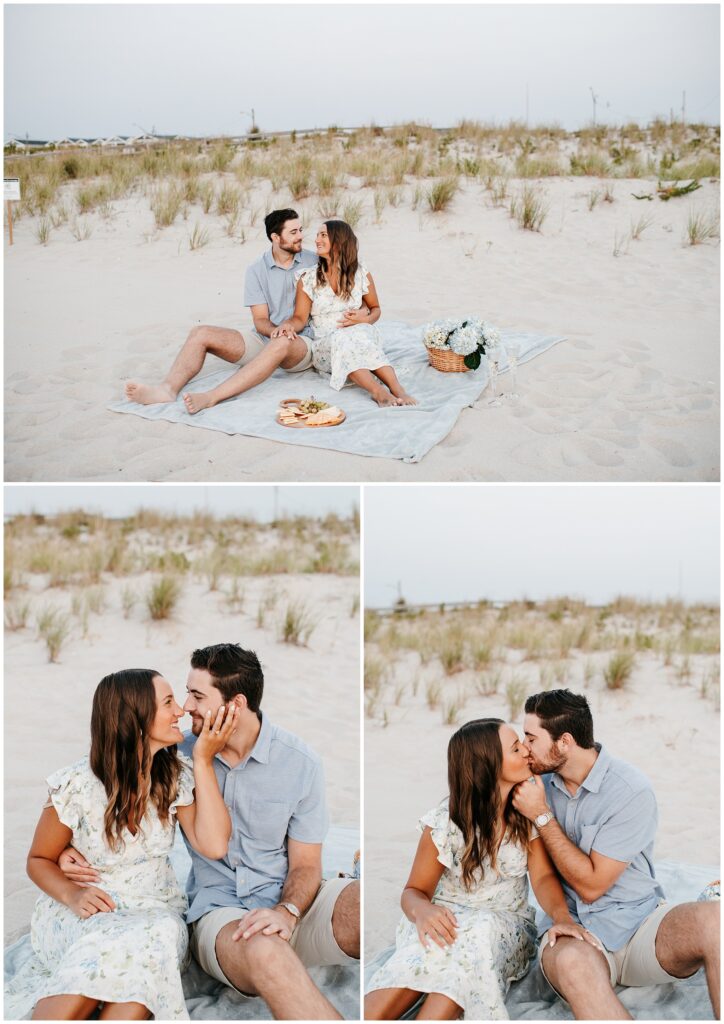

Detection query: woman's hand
xmin=547 ymin=920 xmax=605 ymax=951
xmin=271 ymin=321 xmax=299 ymax=340
xmin=413 ymin=901 xmax=458 ymax=949
xmin=192 ymin=704 xmax=238 ymax=764
xmin=67 ymin=884 xmax=116 ymax=919
xmin=337 ymin=307 xmax=370 ymax=328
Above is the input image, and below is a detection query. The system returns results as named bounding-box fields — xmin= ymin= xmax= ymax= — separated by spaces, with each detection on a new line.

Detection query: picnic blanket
xmin=5 ymin=825 xmax=359 ymax=1020
xmin=109 ymin=322 xmax=565 ymax=463
xmin=364 ymin=861 xmax=719 ymax=1020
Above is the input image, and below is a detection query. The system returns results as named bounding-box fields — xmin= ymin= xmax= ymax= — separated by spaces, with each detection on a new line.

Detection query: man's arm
xmin=249 ymin=303 xmax=277 ymax=339
xmin=231 ymin=839 xmax=322 ymax=942
xmin=512 ymin=776 xmax=628 ymax=903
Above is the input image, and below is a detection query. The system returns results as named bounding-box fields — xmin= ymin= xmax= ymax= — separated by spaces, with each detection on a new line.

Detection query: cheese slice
xmin=306 ymin=406 xmax=342 ymax=425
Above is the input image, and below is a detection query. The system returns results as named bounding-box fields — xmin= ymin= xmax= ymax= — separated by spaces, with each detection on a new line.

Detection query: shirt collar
xmin=247 ymin=710 xmax=272 ymax=764
xmin=263 ymin=248 xmax=304 ymax=270
xmin=549 ymin=742 xmax=606 ymax=795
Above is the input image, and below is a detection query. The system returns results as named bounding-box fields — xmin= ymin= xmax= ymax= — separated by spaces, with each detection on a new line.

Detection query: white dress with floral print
xmin=366 ymin=801 xmax=538 ymax=1020
xmin=5 ymin=755 xmax=195 ymax=1021
xmin=298 ymin=263 xmax=391 ymax=391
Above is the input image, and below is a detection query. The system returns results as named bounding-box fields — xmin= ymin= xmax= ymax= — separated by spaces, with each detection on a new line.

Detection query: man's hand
xmin=511 ymin=774 xmax=550 ymax=821
xmin=547 ymin=920 xmax=605 ymax=951
xmin=67 ymin=884 xmax=116 ymax=919
xmin=58 ymin=846 xmax=100 ymax=885
xmin=337 ymin=308 xmax=370 ymax=328
xmin=231 ymin=906 xmax=296 ymax=942
xmin=193 ymin=704 xmax=238 ymax=764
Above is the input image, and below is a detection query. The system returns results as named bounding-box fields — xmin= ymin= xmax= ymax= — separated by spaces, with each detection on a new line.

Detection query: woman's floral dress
xmin=5 ymin=755 xmax=195 ymax=1020
xmin=366 ymin=801 xmax=538 ymax=1020
xmin=298 ymin=263 xmax=391 ymax=391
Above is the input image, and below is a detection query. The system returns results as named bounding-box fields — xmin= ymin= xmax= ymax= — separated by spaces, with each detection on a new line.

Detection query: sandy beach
xmin=4 ymin=511 xmax=360 ymax=944
xmin=4 ymin=126 xmax=719 ymax=482
xmin=364 ymin=600 xmax=720 ymax=951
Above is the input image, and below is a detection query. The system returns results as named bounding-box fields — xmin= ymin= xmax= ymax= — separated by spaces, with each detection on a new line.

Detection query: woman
xmin=364 ymin=719 xmax=602 ymax=1020
xmin=273 ymin=220 xmax=417 ymax=407
xmin=7 ymin=669 xmax=236 ymax=1021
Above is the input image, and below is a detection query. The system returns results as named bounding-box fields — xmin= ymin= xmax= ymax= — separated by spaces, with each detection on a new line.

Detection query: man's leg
xmin=541 ymin=936 xmax=631 ymax=1020
xmin=331 ymin=879 xmax=360 ymax=959
xmin=124 ymin=325 xmax=246 ymax=405
xmin=182 ymin=334 xmax=310 ymax=414
xmin=654 ymin=901 xmax=720 ymax=1017
xmin=215 ymin=924 xmax=342 ymax=1020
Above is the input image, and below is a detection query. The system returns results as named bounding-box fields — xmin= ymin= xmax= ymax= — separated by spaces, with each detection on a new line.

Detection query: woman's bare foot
xmin=370 ymin=386 xmax=401 ymax=407
xmin=125 ymin=381 xmax=176 ymax=405
xmin=392 ymin=390 xmax=417 ymax=406
xmin=182 ymin=391 xmax=215 ymax=415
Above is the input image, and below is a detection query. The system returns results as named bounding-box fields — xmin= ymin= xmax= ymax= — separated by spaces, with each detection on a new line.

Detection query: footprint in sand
xmin=577 ymin=438 xmax=625 ymax=467
xmin=646 ymin=439 xmax=694 ymax=468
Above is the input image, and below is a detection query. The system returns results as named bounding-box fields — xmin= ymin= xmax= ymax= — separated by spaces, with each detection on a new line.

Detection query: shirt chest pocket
xmin=247 ymin=798 xmax=291 ymax=849
xmin=578 ymin=823 xmax=600 ymax=856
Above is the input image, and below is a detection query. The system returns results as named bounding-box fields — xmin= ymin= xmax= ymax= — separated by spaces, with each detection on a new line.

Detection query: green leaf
xmin=464 ymin=351 xmax=481 ymax=370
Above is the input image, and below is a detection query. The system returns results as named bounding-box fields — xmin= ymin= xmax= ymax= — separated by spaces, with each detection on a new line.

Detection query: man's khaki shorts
xmin=190 ymin=877 xmax=357 ymax=992
xmin=239 ymin=330 xmax=313 ymax=372
xmin=539 ymin=902 xmax=686 ymax=998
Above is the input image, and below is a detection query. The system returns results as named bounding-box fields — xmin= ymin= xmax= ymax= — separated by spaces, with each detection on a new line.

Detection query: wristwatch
xmin=535 ymin=811 xmax=554 ymax=829
xmin=278 ymin=901 xmax=302 ymax=921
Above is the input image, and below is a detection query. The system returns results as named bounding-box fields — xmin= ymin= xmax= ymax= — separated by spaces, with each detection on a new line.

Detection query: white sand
xmin=364 ymin=646 xmax=720 ymax=951
xmin=4 ymin=571 xmax=360 ymax=944
xmin=5 ymin=176 xmax=719 ymax=481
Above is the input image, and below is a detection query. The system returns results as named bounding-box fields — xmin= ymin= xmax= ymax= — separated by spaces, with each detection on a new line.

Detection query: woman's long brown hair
xmin=89 ymin=669 xmax=181 ymax=851
xmin=447 ymin=718 xmax=531 ymax=890
xmin=317 ymin=220 xmax=359 ymax=300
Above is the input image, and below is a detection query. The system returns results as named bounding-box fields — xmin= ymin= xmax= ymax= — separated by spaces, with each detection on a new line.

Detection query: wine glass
xmin=487 ymin=345 xmax=502 ymax=407
xmin=506 ymin=342 xmax=520 ymax=402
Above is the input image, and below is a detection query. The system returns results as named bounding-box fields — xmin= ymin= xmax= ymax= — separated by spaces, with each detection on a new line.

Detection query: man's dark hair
xmin=524 ymin=689 xmax=595 ymax=748
xmin=265 ymin=208 xmax=299 ymax=241
xmin=191 ymin=643 xmax=264 ymax=712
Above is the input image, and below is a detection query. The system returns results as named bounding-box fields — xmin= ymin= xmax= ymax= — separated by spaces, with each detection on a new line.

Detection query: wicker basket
xmin=425 ymin=345 xmax=470 ymax=373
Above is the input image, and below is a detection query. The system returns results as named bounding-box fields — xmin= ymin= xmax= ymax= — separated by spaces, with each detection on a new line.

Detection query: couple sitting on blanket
xmin=125 ymin=208 xmax=417 ymax=410
xmin=365 ymin=689 xmax=720 ymax=1021
xmin=10 ymin=643 xmax=359 ymax=1021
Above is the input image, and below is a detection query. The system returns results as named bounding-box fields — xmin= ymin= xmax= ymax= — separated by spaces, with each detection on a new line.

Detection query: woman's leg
xmin=99 ymin=1001 xmax=151 ymax=1020
xmin=372 ymin=366 xmax=417 ymax=406
xmin=347 ymin=369 xmax=401 ymax=406
xmin=364 ymin=986 xmax=423 ymax=1019
xmin=415 ymin=992 xmax=462 ymax=1019
xmin=32 ymin=994 xmax=99 ymax=1019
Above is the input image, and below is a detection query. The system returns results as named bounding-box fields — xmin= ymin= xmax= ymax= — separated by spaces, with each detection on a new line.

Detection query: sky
xmin=3 ymin=484 xmax=359 ymax=520
xmin=364 ymin=485 xmax=720 ymax=606
xmin=4 ymin=4 xmax=720 ymax=140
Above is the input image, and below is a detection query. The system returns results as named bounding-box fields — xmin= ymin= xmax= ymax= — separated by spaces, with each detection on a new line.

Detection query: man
xmin=124 ymin=209 xmax=317 ymax=413
xmin=179 ymin=643 xmax=358 ymax=1020
xmin=512 ymin=689 xmax=720 ymax=1020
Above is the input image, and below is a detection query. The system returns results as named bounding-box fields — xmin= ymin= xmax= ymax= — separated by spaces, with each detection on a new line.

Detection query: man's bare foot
xmin=125 ymin=381 xmax=176 ymax=405
xmin=370 ymin=387 xmax=401 ymax=407
xmin=182 ymin=391 xmax=215 ymax=415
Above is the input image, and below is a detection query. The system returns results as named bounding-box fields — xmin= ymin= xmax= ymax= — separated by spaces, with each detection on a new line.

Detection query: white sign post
xmin=4 ymin=178 xmax=21 ymax=245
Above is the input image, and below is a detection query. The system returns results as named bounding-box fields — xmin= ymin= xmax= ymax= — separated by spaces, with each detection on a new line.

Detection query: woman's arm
xmin=338 ymin=272 xmax=381 ymax=327
xmin=271 ymin=279 xmax=313 ymax=338
xmin=527 ymin=837 xmax=604 ymax=949
xmin=175 ymin=705 xmax=235 ymax=859
xmin=400 ymin=827 xmax=458 ymax=949
xmin=27 ymin=806 xmax=116 ymax=917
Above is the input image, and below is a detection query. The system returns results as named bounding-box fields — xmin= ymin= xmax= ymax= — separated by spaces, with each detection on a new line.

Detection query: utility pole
xmin=590 ymin=87 xmax=598 ymax=127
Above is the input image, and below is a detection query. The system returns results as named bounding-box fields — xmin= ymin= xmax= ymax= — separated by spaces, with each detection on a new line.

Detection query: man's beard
xmin=279 ymin=240 xmax=302 ymax=254
xmin=528 ymin=742 xmax=566 ymax=775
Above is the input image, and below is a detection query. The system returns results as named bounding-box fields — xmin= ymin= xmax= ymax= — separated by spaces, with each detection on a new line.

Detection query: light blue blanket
xmin=109 ymin=322 xmax=565 ymax=463
xmin=365 ymin=861 xmax=718 ymax=1020
xmin=5 ymin=826 xmax=359 ymax=1020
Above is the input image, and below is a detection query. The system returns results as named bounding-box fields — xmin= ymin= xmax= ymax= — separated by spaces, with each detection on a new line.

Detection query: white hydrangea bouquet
xmin=423 ymin=315 xmax=501 ymax=372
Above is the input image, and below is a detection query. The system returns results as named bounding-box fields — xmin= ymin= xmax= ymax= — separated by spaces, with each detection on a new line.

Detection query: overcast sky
xmin=364 ymin=486 xmax=720 ymax=607
xmin=3 ymin=484 xmax=358 ymax=520
xmin=5 ymin=4 xmax=720 ymax=140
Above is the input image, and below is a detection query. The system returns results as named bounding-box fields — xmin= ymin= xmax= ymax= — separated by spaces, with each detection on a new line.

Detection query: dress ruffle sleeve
xmin=297 ymin=266 xmax=318 ymax=300
xmin=358 ymin=263 xmax=370 ymax=297
xmin=418 ymin=802 xmax=455 ymax=870
xmin=170 ymin=755 xmax=195 ymax=814
xmin=46 ymin=760 xmax=87 ymax=832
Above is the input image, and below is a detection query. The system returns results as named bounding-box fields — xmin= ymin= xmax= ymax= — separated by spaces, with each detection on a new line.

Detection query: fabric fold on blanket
xmin=109 ymin=322 xmax=565 ymax=463
xmin=5 ymin=826 xmax=359 ymax=1021
xmin=364 ymin=861 xmax=718 ymax=1020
